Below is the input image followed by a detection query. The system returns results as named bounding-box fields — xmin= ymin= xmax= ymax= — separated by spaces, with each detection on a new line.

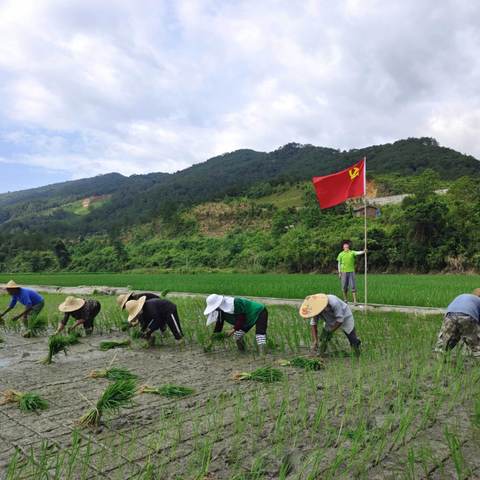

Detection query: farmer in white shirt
xmin=299 ymin=293 xmax=362 ymax=357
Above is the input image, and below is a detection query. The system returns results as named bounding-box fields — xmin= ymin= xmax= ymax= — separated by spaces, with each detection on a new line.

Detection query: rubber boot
xmin=352 ymin=340 xmax=362 ymax=358
xmin=236 ymin=337 xmax=246 ymax=352
xmin=258 ymin=344 xmax=266 ymax=356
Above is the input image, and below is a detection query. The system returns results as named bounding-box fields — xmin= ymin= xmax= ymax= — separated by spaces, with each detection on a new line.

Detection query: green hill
xmin=0 ymin=137 xmax=479 ymax=274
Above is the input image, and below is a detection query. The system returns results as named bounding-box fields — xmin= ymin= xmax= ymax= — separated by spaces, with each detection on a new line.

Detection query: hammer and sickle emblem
xmin=348 ymin=167 xmax=360 ymax=180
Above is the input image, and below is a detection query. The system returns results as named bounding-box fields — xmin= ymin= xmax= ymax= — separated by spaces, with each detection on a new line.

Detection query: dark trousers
xmin=344 ymin=328 xmax=361 ymax=347
xmin=147 ymin=308 xmax=183 ymax=340
xmin=243 ymin=308 xmax=268 ymax=335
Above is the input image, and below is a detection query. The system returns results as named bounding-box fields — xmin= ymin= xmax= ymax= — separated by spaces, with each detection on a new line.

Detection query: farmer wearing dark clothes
xmin=56 ymin=296 xmax=101 ymax=335
xmin=116 ymin=291 xmax=159 ymax=310
xmin=300 ymin=293 xmax=361 ymax=357
xmin=125 ymin=296 xmax=184 ymax=347
xmin=204 ymin=294 xmax=268 ymax=354
xmin=0 ymin=280 xmax=45 ymax=336
xmin=435 ymin=289 xmax=480 ymax=357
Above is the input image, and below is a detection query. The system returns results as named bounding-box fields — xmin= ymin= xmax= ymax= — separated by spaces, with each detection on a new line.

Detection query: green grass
xmin=1 ymin=272 xmax=479 ymax=307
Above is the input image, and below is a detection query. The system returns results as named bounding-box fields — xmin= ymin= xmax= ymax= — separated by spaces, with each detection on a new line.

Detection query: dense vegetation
xmin=0 ymin=138 xmax=479 ymax=274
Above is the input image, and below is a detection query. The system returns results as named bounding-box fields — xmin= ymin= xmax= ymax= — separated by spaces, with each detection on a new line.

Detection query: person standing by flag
xmin=312 ymin=157 xmax=369 ymax=306
xmin=337 ymin=240 xmax=365 ymax=304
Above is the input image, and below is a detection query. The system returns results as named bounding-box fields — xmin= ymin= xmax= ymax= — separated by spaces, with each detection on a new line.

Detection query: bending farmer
xmin=337 ymin=240 xmax=365 ymax=303
xmin=56 ymin=296 xmax=101 ymax=335
xmin=117 ymin=291 xmax=159 ymax=310
xmin=204 ymin=294 xmax=268 ymax=354
xmin=300 ymin=293 xmax=361 ymax=357
xmin=435 ymin=289 xmax=480 ymax=357
xmin=0 ymin=280 xmax=44 ymax=336
xmin=125 ymin=296 xmax=184 ymax=347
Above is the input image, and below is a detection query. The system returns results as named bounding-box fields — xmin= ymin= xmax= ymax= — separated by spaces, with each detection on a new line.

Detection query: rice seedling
xmin=99 ymin=339 xmax=131 ymax=350
xmin=22 ymin=313 xmax=47 ymax=338
xmin=233 ymin=366 xmax=283 ymax=383
xmin=77 ymin=379 xmax=137 ymax=428
xmin=42 ymin=333 xmax=79 ymax=364
xmin=0 ymin=389 xmax=48 ymax=412
xmin=278 ymin=356 xmax=325 ymax=371
xmin=203 ymin=331 xmax=229 ymax=352
xmin=88 ymin=366 xmax=138 ymax=381
xmin=138 ymin=384 xmax=195 ymax=397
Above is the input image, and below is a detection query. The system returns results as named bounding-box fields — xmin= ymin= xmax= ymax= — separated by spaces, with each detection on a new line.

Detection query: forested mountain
xmin=1 ymin=137 xmax=479 ymax=274
xmin=0 ymin=137 xmax=478 ymax=235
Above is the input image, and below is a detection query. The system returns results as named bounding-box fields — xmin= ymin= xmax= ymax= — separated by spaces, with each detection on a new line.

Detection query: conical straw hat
xmin=299 ymin=294 xmax=329 ymax=318
xmin=58 ymin=296 xmax=86 ymax=313
xmin=125 ymin=296 xmax=146 ymax=323
xmin=473 ymin=288 xmax=480 ymax=297
xmin=5 ymin=280 xmax=20 ymax=289
xmin=117 ymin=292 xmax=133 ymax=310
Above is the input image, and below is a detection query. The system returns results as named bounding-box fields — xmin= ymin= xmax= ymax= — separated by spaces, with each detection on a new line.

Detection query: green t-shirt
xmin=337 ymin=250 xmax=357 ymax=273
xmin=222 ymin=297 xmax=265 ymax=330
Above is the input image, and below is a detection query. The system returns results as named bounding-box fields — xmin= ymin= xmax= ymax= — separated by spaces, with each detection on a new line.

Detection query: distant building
xmin=353 ymin=205 xmax=380 ymax=218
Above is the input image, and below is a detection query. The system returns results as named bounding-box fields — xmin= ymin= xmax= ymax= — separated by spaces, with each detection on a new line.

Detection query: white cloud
xmin=0 ymin=0 xmax=479 ymax=184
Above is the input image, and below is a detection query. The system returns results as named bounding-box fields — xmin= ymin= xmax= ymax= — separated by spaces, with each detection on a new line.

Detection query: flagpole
xmin=363 ymin=156 xmax=368 ymax=310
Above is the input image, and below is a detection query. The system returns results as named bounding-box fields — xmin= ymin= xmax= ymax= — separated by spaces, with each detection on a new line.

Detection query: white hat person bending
xmin=299 ymin=293 xmax=362 ymax=357
xmin=204 ymin=294 xmax=268 ymax=354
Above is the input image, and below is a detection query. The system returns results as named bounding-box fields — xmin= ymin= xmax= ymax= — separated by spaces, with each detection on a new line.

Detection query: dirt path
xmin=22 ymin=284 xmax=445 ymax=315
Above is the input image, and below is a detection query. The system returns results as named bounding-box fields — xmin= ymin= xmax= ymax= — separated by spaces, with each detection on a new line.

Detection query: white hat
xmin=125 ymin=296 xmax=146 ymax=323
xmin=116 ymin=292 xmax=133 ymax=310
xmin=204 ymin=294 xmax=224 ymax=315
xmin=58 ymin=296 xmax=86 ymax=313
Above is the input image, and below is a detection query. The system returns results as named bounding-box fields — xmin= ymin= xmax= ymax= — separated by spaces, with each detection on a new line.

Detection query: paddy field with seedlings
xmin=1 ymin=272 xmax=480 ymax=307
xmin=0 ymin=292 xmax=480 ymax=479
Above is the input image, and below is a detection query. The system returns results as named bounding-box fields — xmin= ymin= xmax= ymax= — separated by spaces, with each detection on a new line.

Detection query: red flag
xmin=312 ymin=158 xmax=365 ymax=209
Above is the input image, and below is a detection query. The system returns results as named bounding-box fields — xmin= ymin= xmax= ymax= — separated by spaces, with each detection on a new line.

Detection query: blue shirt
xmin=447 ymin=294 xmax=480 ymax=322
xmin=9 ymin=288 xmax=44 ymax=308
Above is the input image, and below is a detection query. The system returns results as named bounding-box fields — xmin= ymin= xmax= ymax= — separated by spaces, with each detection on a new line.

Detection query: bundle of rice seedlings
xmin=99 ymin=339 xmax=131 ymax=351
xmin=0 ymin=389 xmax=48 ymax=411
xmin=130 ymin=329 xmax=143 ymax=340
xmin=88 ymin=367 xmax=138 ymax=381
xmin=42 ymin=335 xmax=72 ymax=364
xmin=77 ymin=379 xmax=136 ymax=428
xmin=120 ymin=321 xmax=132 ymax=332
xmin=278 ymin=356 xmax=325 ymax=371
xmin=232 ymin=366 xmax=283 ymax=383
xmin=138 ymin=384 xmax=195 ymax=397
xmin=23 ymin=314 xmax=47 ymax=338
xmin=203 ymin=332 xmax=229 ymax=352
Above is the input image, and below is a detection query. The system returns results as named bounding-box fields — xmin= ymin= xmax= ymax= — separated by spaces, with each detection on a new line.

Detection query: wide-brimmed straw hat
xmin=4 ymin=280 xmax=20 ymax=289
xmin=116 ymin=292 xmax=133 ymax=310
xmin=299 ymin=294 xmax=329 ymax=318
xmin=58 ymin=296 xmax=85 ymax=313
xmin=125 ymin=296 xmax=146 ymax=323
xmin=204 ymin=294 xmax=224 ymax=316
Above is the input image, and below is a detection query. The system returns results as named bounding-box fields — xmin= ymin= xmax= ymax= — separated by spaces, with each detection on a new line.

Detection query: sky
xmin=0 ymin=0 xmax=479 ymax=193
